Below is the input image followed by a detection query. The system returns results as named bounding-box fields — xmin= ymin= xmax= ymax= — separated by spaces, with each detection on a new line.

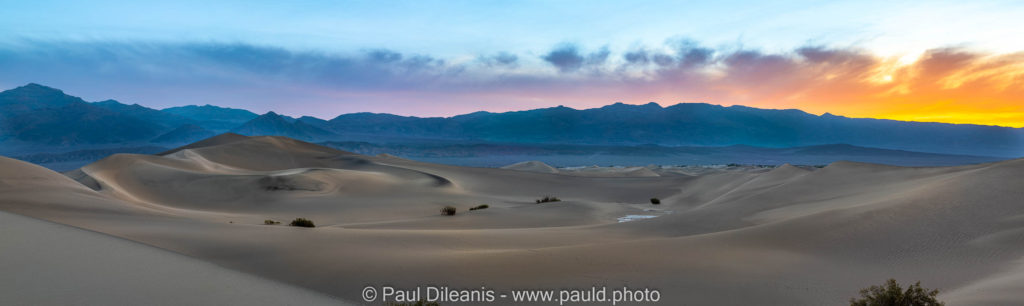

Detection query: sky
xmin=1 ymin=0 xmax=1023 ymax=127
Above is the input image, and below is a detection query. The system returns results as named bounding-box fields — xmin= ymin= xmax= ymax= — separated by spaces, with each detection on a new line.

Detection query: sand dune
xmin=2 ymin=134 xmax=1022 ymax=305
xmin=0 ymin=211 xmax=346 ymax=306
xmin=501 ymin=160 xmax=560 ymax=173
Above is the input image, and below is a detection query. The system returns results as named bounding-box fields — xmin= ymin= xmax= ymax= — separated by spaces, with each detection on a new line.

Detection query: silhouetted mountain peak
xmin=230 ymin=111 xmax=334 ymax=140
xmin=821 ymin=112 xmax=847 ymax=119
xmin=252 ymin=112 xmax=298 ymax=124
xmin=0 ymin=83 xmax=84 ymax=110
xmin=600 ymin=102 xmax=664 ymax=112
xmin=93 ymin=99 xmax=147 ymax=110
xmin=15 ymin=83 xmax=64 ymax=94
xmin=161 ymin=104 xmax=258 ymax=125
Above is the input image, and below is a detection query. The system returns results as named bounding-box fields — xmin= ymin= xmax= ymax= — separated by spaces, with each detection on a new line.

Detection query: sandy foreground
xmin=0 ymin=211 xmax=346 ymax=305
xmin=1 ymin=134 xmax=1023 ymax=305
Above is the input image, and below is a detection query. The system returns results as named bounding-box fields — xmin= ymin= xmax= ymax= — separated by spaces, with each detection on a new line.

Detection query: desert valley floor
xmin=2 ymin=134 xmax=1024 ymax=305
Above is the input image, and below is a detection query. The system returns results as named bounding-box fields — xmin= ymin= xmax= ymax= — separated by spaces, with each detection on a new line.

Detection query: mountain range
xmin=320 ymin=103 xmax=1024 ymax=157
xmin=1 ymin=83 xmax=1021 ymax=163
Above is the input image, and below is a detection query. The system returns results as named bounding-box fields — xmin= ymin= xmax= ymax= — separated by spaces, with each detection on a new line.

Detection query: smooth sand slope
xmin=0 ymin=211 xmax=346 ymax=306
xmin=1 ymin=133 xmax=1023 ymax=305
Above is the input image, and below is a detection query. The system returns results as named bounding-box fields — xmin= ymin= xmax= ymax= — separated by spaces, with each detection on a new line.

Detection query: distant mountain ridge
xmin=1 ymin=83 xmax=1022 ymax=159
xmin=0 ymin=84 xmax=165 ymax=145
xmin=161 ymin=104 xmax=258 ymax=131
xmin=230 ymin=112 xmax=334 ymax=141
xmin=321 ymin=102 xmax=1024 ymax=157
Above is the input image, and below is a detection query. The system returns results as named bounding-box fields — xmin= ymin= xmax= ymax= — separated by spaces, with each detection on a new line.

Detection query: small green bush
xmin=650 ymin=198 xmax=661 ymax=204
xmin=469 ymin=204 xmax=490 ymax=211
xmin=441 ymin=206 xmax=457 ymax=216
xmin=264 ymin=219 xmax=281 ymax=225
xmin=535 ymin=196 xmax=561 ymax=204
xmin=289 ymin=218 xmax=315 ymax=228
xmin=849 ymin=279 xmax=944 ymax=306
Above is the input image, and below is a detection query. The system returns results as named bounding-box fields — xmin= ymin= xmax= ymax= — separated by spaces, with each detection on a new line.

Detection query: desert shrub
xmin=650 ymin=198 xmax=661 ymax=204
xmin=289 ymin=218 xmax=315 ymax=228
xmin=441 ymin=205 xmax=457 ymax=215
xmin=535 ymin=196 xmax=561 ymax=204
xmin=264 ymin=219 xmax=281 ymax=225
xmin=849 ymin=279 xmax=944 ymax=306
xmin=388 ymin=300 xmax=440 ymax=306
xmin=469 ymin=204 xmax=490 ymax=211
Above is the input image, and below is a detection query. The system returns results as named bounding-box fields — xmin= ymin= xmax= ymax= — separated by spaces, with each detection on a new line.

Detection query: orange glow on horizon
xmin=564 ymin=47 xmax=1024 ymax=128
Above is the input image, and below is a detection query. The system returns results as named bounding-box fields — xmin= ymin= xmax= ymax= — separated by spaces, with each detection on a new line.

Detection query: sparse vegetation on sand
xmin=469 ymin=204 xmax=489 ymax=211
xmin=849 ymin=279 xmax=944 ymax=306
xmin=650 ymin=198 xmax=661 ymax=204
xmin=535 ymin=196 xmax=561 ymax=203
xmin=440 ymin=206 xmax=457 ymax=215
xmin=288 ymin=218 xmax=315 ymax=228
xmin=264 ymin=219 xmax=281 ymax=225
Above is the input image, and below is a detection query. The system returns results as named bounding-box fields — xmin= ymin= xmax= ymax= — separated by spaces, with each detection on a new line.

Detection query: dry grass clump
xmin=289 ymin=218 xmax=315 ymax=227
xmin=535 ymin=196 xmax=560 ymax=204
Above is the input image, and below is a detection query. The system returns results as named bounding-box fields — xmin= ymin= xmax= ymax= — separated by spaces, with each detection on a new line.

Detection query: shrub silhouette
xmin=441 ymin=206 xmax=457 ymax=215
xmin=849 ymin=279 xmax=944 ymax=306
xmin=650 ymin=198 xmax=661 ymax=204
xmin=535 ymin=196 xmax=561 ymax=204
xmin=264 ymin=219 xmax=281 ymax=225
xmin=469 ymin=204 xmax=489 ymax=211
xmin=289 ymin=218 xmax=315 ymax=228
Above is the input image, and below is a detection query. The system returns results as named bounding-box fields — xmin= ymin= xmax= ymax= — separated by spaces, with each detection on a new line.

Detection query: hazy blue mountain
xmin=0 ymin=84 xmax=165 ymax=145
xmin=230 ymin=112 xmax=335 ymax=141
xmin=323 ymin=102 xmax=1024 ymax=157
xmin=92 ymin=99 xmax=193 ymax=128
xmin=297 ymin=116 xmax=330 ymax=130
xmin=161 ymin=104 xmax=258 ymax=131
xmin=3 ymin=83 xmax=1022 ymax=159
xmin=0 ymin=83 xmax=85 ymax=111
xmin=151 ymin=124 xmax=216 ymax=144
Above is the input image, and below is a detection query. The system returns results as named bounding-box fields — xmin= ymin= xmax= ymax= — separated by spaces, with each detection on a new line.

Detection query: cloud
xmin=366 ymin=49 xmax=403 ymax=63
xmin=623 ymin=41 xmax=711 ymax=69
xmin=541 ymin=44 xmax=585 ymax=72
xmin=479 ymin=52 xmax=518 ymax=67
xmin=623 ymin=49 xmax=650 ymax=65
xmin=541 ymin=44 xmax=609 ymax=73
xmin=674 ymin=41 xmax=714 ymax=67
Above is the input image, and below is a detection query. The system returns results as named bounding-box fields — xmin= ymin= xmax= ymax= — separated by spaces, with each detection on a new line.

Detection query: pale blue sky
xmin=4 ymin=0 xmax=1021 ymax=55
